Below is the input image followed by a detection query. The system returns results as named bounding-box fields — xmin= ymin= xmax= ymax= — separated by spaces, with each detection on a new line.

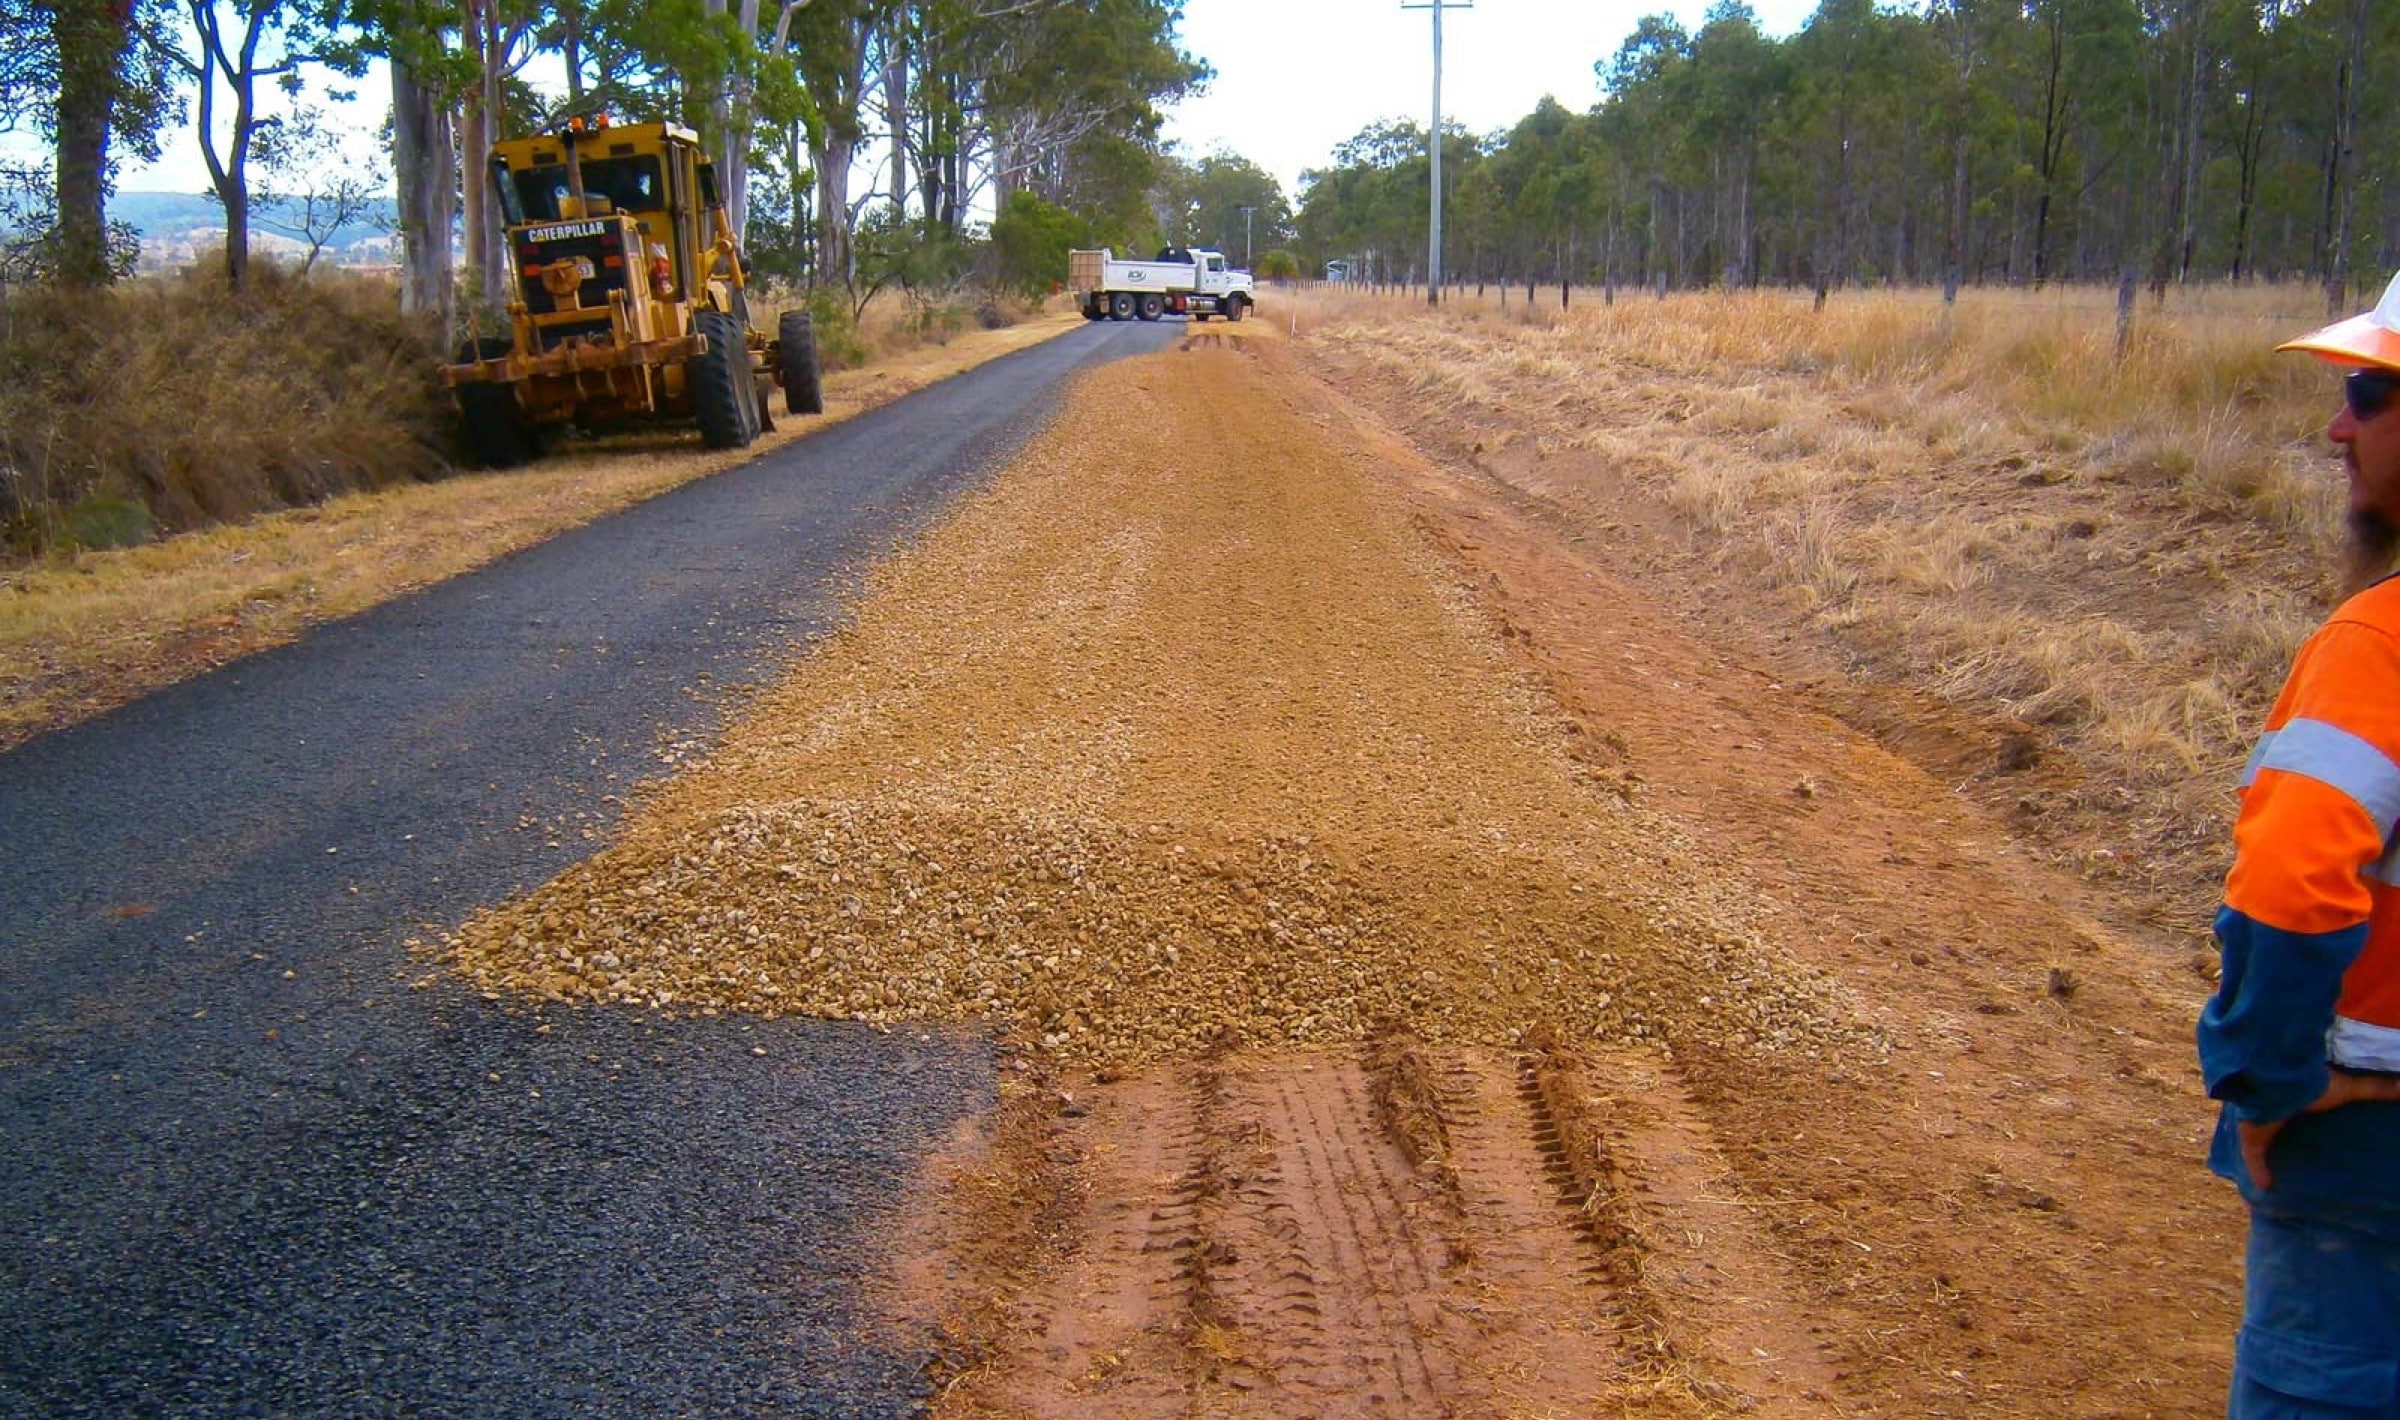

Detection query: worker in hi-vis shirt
xmin=2201 ymin=273 xmax=2400 ymax=1418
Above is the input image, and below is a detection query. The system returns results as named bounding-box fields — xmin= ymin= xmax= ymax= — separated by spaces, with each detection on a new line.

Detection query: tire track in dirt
xmin=926 ymin=1043 xmax=1651 ymax=1419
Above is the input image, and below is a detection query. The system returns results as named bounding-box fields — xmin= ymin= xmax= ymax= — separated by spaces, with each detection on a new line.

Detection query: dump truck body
xmin=1069 ymin=248 xmax=1257 ymax=322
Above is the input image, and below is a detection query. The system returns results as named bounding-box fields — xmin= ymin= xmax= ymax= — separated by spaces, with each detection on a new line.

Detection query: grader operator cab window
xmin=489 ymin=153 xmax=525 ymax=226
xmin=512 ymin=156 xmax=666 ymax=222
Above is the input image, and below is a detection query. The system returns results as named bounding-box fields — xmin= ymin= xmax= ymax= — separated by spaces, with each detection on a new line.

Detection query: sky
xmin=1162 ymin=0 xmax=1819 ymax=198
xmin=81 ymin=0 xmax=1823 ymax=202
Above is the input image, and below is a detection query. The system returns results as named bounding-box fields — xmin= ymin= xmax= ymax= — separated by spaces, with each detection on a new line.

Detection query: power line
xmin=1400 ymin=0 xmax=1471 ymax=306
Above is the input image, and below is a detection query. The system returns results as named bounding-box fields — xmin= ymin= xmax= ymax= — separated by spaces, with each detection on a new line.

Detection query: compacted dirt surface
xmin=457 ymin=327 xmax=2242 ymax=1416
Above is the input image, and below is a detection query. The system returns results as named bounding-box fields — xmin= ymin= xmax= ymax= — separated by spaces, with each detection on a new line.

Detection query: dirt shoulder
xmin=0 ymin=309 xmax=1082 ymax=754
xmin=456 ymin=327 xmax=2238 ymax=1416
xmin=1294 ymin=294 xmax=2334 ymax=941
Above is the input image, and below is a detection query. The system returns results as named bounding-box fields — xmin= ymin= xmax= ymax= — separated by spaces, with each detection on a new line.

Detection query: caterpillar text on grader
xmin=441 ymin=115 xmax=823 ymax=467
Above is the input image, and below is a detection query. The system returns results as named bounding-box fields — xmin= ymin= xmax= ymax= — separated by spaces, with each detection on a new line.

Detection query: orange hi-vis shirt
xmin=2224 ymin=574 xmax=2400 ymax=1077
xmin=2203 ymin=574 xmax=2400 ymax=1218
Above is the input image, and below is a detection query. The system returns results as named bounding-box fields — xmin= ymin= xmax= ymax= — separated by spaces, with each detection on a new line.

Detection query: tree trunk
xmin=2115 ymin=263 xmax=2137 ymax=360
xmin=702 ymin=0 xmax=736 ymax=237
xmin=456 ymin=0 xmax=509 ymax=313
xmin=188 ymin=0 xmax=261 ymax=289
xmin=816 ymin=132 xmax=855 ymax=287
xmin=2233 ymin=70 xmax=2264 ymax=281
xmin=787 ymin=117 xmax=811 ymax=282
xmin=885 ymin=15 xmax=907 ymax=218
xmin=2174 ymin=0 xmax=2205 ymax=281
xmin=1943 ymin=126 xmax=1967 ymax=310
xmin=1648 ymin=175 xmax=1663 ymax=295
xmin=2326 ymin=0 xmax=2369 ymax=316
xmin=562 ymin=10 xmax=583 ymax=102
xmin=392 ymin=59 xmax=457 ymax=335
xmin=52 ymin=0 xmax=129 ymax=288
xmin=2033 ymin=7 xmax=2067 ymax=288
xmin=1604 ymin=201 xmax=1617 ymax=306
xmin=1728 ymin=150 xmax=1750 ymax=289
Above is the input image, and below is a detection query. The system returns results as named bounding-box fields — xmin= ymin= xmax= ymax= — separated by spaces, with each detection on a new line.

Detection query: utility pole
xmin=1238 ymin=204 xmax=1256 ymax=267
xmin=1401 ymin=0 xmax=1471 ymax=305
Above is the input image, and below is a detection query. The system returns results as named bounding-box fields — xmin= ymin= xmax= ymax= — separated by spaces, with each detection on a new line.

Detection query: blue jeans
xmin=2232 ymin=1208 xmax=2400 ymax=1418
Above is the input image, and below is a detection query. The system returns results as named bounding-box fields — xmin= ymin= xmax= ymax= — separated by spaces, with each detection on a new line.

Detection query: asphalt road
xmin=0 ymin=316 xmax=1181 ymax=1419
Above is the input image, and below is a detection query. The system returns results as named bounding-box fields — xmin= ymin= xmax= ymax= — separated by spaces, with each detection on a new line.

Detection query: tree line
xmin=4 ymin=0 xmax=1211 ymax=326
xmin=1297 ymin=0 xmax=2400 ymax=311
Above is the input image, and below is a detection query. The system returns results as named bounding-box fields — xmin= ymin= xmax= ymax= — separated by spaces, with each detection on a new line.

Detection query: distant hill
xmin=113 ymin=189 xmax=399 ymax=257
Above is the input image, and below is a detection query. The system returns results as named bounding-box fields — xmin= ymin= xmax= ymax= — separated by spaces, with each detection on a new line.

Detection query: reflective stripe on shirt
xmin=2330 ymin=1014 xmax=2400 ymax=1072
xmin=2243 ymin=718 xmax=2400 ymax=827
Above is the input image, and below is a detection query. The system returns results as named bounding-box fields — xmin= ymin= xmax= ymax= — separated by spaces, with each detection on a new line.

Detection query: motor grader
xmin=441 ymin=115 xmax=823 ymax=467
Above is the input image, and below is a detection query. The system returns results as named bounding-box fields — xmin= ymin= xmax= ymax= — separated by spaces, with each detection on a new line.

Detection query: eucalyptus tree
xmin=178 ymin=0 xmax=363 ymax=288
xmin=1597 ymin=12 xmax=1688 ymax=292
xmin=1683 ymin=2 xmax=1782 ymax=287
xmin=1164 ymin=152 xmax=1290 ymax=262
xmin=5 ymin=0 xmax=179 ymax=286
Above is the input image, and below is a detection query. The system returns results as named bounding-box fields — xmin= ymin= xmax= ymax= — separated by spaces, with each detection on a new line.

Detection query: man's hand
xmin=2238 ymin=1069 xmax=2400 ymax=1190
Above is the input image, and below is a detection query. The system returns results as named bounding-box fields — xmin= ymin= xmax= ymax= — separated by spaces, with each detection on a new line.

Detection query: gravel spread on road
xmin=451 ymin=338 xmax=1878 ymax=1066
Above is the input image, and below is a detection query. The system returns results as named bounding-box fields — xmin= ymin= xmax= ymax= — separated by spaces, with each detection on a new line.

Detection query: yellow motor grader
xmin=440 ymin=115 xmax=822 ymax=467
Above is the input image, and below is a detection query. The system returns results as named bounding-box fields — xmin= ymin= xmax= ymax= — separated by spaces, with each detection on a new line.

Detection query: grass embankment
xmin=0 ymin=270 xmax=1078 ymax=750
xmin=1 ymin=266 xmax=452 ymax=546
xmin=1293 ymin=281 xmax=2342 ymax=922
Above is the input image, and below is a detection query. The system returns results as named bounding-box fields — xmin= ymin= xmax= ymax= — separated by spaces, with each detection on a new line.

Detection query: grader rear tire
xmin=689 ymin=311 xmax=755 ymax=450
xmin=777 ymin=309 xmax=824 ymax=416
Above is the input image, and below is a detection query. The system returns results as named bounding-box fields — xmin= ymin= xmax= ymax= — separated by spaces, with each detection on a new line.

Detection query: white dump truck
xmin=1070 ymin=247 xmax=1256 ymax=323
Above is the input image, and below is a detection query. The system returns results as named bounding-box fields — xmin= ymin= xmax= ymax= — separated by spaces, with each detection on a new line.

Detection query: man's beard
xmin=2345 ymin=506 xmax=2400 ymax=592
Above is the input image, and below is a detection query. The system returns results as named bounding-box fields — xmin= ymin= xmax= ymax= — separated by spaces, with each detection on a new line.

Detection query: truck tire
xmin=777 ymin=309 xmax=824 ymax=415
xmin=689 ymin=310 xmax=754 ymax=450
xmin=1108 ymin=291 xmax=1135 ymax=321
xmin=1081 ymin=299 xmax=1107 ymax=321
xmin=453 ymin=337 xmax=538 ymax=468
xmin=1137 ymin=293 xmax=1164 ymax=321
xmin=1227 ymin=295 xmax=1249 ymax=323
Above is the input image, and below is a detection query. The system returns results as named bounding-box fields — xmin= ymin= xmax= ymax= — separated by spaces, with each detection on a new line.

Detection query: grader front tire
xmin=689 ymin=311 xmax=755 ymax=451
xmin=452 ymin=337 xmax=538 ymax=469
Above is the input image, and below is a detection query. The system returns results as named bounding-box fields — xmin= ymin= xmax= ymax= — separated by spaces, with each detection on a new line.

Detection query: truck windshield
xmin=512 ymin=156 xmax=665 ymax=221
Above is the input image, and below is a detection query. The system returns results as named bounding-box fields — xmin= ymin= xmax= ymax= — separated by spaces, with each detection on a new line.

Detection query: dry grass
xmin=0 ymin=304 xmax=1084 ymax=749
xmin=0 ymin=265 xmax=451 ymax=546
xmin=751 ymin=286 xmax=1045 ymax=372
xmin=1294 ymin=280 xmax=2352 ymax=917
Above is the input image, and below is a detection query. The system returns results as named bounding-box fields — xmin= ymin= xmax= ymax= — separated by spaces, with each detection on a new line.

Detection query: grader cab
xmin=441 ymin=116 xmax=823 ymax=467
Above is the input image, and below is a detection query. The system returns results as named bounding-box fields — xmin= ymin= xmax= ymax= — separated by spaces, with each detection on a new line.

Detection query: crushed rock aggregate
xmin=455 ymin=343 xmax=1881 ymax=1069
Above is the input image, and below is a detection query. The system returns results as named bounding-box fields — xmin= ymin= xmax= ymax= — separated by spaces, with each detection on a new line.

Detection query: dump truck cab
xmin=441 ymin=115 xmax=822 ymax=466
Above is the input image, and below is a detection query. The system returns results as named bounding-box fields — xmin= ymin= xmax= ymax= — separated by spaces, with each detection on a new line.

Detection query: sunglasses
xmin=2348 ymin=368 xmax=2400 ymax=421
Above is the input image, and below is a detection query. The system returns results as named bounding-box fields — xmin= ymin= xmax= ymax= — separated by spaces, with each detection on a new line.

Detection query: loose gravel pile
xmin=454 ymin=341 xmax=1877 ymax=1066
